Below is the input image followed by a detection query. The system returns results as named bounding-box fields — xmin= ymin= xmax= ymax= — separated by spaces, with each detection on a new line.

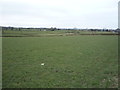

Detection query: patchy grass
xmin=2 ymin=30 xmax=117 ymax=37
xmin=3 ymin=35 xmax=118 ymax=88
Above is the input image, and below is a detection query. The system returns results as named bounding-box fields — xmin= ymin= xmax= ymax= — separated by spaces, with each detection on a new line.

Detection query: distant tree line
xmin=1 ymin=26 xmax=119 ymax=32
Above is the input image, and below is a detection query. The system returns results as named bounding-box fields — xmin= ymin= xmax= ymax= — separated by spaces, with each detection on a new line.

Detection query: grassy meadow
xmin=2 ymin=30 xmax=117 ymax=37
xmin=2 ymin=31 xmax=118 ymax=88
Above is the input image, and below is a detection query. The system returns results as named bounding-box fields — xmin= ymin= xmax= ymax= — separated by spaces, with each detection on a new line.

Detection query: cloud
xmin=0 ymin=0 xmax=119 ymax=29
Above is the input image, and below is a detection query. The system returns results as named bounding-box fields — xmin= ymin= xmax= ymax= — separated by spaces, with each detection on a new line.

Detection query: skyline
xmin=0 ymin=0 xmax=119 ymax=29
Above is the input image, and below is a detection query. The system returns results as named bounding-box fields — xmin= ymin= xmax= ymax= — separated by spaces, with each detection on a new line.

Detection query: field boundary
xmin=1 ymin=33 xmax=119 ymax=37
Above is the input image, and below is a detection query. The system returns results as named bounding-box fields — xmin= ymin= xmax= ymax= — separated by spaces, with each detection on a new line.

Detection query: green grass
xmin=3 ymin=35 xmax=118 ymax=88
xmin=0 ymin=37 xmax=2 ymax=89
xmin=2 ymin=30 xmax=117 ymax=37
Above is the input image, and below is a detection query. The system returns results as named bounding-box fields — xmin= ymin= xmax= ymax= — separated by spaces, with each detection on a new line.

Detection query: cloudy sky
xmin=0 ymin=0 xmax=119 ymax=29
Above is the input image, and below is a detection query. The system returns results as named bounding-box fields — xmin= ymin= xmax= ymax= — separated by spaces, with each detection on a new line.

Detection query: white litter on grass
xmin=41 ymin=63 xmax=45 ymax=66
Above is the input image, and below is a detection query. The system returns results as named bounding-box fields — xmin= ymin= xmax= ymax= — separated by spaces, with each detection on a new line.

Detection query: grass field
xmin=2 ymin=35 xmax=118 ymax=88
xmin=2 ymin=30 xmax=117 ymax=37
xmin=0 ymin=37 xmax=2 ymax=89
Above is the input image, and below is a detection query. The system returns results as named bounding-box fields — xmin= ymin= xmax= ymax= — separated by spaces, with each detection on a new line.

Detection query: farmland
xmin=2 ymin=29 xmax=118 ymax=37
xmin=2 ymin=30 xmax=118 ymax=88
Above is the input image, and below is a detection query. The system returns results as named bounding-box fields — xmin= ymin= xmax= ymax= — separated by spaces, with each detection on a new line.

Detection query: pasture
xmin=2 ymin=30 xmax=117 ymax=37
xmin=2 ymin=34 xmax=118 ymax=88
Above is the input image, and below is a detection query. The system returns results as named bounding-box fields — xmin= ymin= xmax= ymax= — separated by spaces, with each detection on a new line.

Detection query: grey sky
xmin=0 ymin=0 xmax=119 ymax=29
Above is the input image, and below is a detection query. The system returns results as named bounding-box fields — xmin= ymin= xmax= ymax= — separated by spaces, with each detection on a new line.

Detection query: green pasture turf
xmin=2 ymin=35 xmax=118 ymax=88
xmin=2 ymin=30 xmax=117 ymax=37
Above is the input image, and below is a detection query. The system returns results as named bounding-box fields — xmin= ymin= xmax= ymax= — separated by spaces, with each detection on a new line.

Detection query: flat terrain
xmin=2 ymin=35 xmax=118 ymax=88
xmin=2 ymin=30 xmax=117 ymax=37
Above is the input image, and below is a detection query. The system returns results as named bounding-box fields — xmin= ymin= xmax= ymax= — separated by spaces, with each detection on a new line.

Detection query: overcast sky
xmin=0 ymin=0 xmax=119 ymax=29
